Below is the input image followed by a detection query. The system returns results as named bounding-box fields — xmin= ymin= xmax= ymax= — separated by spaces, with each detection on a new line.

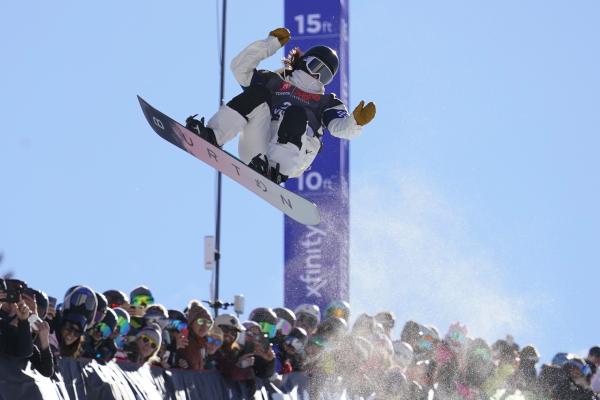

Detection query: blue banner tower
xmin=283 ymin=0 xmax=350 ymax=313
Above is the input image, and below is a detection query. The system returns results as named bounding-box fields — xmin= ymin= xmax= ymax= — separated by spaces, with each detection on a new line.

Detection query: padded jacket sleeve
xmin=231 ymin=35 xmax=283 ymax=87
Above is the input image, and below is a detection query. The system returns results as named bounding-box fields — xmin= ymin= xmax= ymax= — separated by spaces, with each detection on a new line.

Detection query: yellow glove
xmin=269 ymin=27 xmax=291 ymax=46
xmin=352 ymin=100 xmax=376 ymax=126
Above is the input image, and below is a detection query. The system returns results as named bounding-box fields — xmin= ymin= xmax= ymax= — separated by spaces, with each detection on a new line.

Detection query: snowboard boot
xmin=248 ymin=154 xmax=288 ymax=184
xmin=185 ymin=115 xmax=219 ymax=146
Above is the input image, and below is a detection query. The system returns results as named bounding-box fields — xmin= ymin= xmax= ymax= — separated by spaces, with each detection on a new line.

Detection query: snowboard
xmin=138 ymin=96 xmax=321 ymax=226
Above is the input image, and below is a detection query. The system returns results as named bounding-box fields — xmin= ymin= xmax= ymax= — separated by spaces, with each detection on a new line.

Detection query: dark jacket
xmin=0 ymin=317 xmax=33 ymax=358
xmin=212 ymin=342 xmax=254 ymax=381
xmin=29 ymin=344 xmax=54 ymax=377
xmin=552 ymin=370 xmax=598 ymax=400
xmin=80 ymin=335 xmax=117 ymax=364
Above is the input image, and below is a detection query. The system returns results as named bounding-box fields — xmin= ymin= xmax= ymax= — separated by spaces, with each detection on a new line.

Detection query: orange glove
xmin=352 ymin=101 xmax=376 ymax=126
xmin=269 ymin=28 xmax=291 ymax=46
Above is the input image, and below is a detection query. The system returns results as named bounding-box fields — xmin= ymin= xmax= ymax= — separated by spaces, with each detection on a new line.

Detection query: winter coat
xmin=29 ymin=344 xmax=54 ymax=377
xmin=552 ymin=376 xmax=598 ymax=400
xmin=0 ymin=317 xmax=33 ymax=358
xmin=177 ymin=331 xmax=207 ymax=370
xmin=212 ymin=342 xmax=254 ymax=381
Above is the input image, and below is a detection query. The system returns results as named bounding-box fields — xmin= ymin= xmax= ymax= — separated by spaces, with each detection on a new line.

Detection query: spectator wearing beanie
xmin=177 ymin=300 xmax=213 ymax=370
xmin=129 ymin=323 xmax=162 ymax=365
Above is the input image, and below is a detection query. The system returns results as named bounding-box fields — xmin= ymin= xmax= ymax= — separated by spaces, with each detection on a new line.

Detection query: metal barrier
xmin=0 ymin=357 xmax=304 ymax=400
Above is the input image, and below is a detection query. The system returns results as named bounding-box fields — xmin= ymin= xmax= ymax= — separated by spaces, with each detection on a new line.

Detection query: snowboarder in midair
xmin=186 ymin=27 xmax=376 ymax=184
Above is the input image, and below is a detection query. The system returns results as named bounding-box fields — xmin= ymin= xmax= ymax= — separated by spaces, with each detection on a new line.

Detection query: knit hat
xmin=136 ymin=322 xmax=162 ymax=345
xmin=186 ymin=300 xmax=212 ymax=324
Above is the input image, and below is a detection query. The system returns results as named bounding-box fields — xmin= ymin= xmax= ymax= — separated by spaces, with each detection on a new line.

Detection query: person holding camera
xmin=0 ymin=279 xmax=34 ymax=360
xmin=177 ymin=300 xmax=213 ymax=370
xmin=21 ymin=288 xmax=54 ymax=377
xmin=211 ymin=314 xmax=255 ymax=383
xmin=246 ymin=308 xmax=277 ymax=380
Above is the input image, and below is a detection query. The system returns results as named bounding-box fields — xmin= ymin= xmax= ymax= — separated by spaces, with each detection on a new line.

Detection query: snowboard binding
xmin=249 ymin=154 xmax=288 ymax=184
xmin=185 ymin=115 xmax=219 ymax=146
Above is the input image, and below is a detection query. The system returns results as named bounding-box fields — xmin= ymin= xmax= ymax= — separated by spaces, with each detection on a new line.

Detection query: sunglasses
xmin=304 ymin=56 xmax=334 ymax=85
xmin=139 ymin=334 xmax=158 ymax=349
xmin=220 ymin=326 xmax=239 ymax=334
xmin=207 ymin=336 xmax=223 ymax=347
xmin=96 ymin=322 xmax=113 ymax=339
xmin=63 ymin=323 xmax=82 ymax=336
xmin=195 ymin=318 xmax=213 ymax=327
xmin=131 ymin=295 xmax=154 ymax=307
xmin=258 ymin=321 xmax=276 ymax=339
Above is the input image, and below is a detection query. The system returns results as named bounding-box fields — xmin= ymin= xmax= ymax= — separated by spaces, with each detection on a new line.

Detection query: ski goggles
xmin=70 ymin=291 xmax=95 ymax=309
xmin=565 ymin=360 xmax=592 ymax=377
xmin=417 ymin=335 xmax=435 ymax=351
xmin=328 ymin=308 xmax=348 ymax=320
xmin=309 ymin=336 xmax=326 ymax=348
xmin=131 ymin=294 xmax=154 ymax=307
xmin=447 ymin=331 xmax=465 ymax=343
xmin=115 ymin=336 xmax=126 ymax=350
xmin=139 ymin=334 xmax=158 ymax=349
xmin=284 ymin=337 xmax=304 ymax=353
xmin=472 ymin=346 xmax=491 ymax=361
xmin=304 ymin=56 xmax=334 ymax=85
xmin=117 ymin=316 xmax=130 ymax=336
xmin=96 ymin=322 xmax=113 ymax=339
xmin=258 ymin=321 xmax=276 ymax=339
xmin=276 ymin=319 xmax=293 ymax=336
xmin=145 ymin=314 xmax=168 ymax=329
xmin=168 ymin=319 xmax=188 ymax=332
xmin=207 ymin=336 xmax=223 ymax=348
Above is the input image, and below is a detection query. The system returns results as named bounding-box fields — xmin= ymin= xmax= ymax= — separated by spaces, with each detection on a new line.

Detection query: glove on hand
xmin=269 ymin=27 xmax=291 ymax=46
xmin=352 ymin=101 xmax=376 ymax=126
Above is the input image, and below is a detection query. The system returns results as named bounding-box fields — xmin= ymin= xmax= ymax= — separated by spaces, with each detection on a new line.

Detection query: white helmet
xmin=214 ymin=314 xmax=245 ymax=332
xmin=294 ymin=303 xmax=321 ymax=323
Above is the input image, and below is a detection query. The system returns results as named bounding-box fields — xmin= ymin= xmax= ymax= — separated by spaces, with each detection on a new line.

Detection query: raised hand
xmin=352 ymin=100 xmax=376 ymax=126
xmin=269 ymin=28 xmax=291 ymax=46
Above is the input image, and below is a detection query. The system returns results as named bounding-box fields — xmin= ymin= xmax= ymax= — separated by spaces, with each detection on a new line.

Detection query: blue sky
xmin=1 ymin=1 xmax=599 ymax=363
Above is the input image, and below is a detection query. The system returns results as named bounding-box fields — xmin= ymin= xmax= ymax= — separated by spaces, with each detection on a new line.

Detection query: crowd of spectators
xmin=1 ymin=277 xmax=599 ymax=399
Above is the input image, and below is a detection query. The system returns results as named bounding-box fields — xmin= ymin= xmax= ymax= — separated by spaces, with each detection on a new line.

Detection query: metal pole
xmin=213 ymin=0 xmax=227 ymax=317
